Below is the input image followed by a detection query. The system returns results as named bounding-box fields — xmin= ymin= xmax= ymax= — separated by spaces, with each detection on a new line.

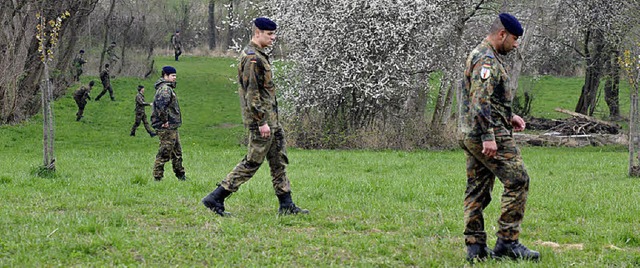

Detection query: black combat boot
xmin=130 ymin=131 xmax=135 ymax=136
xmin=277 ymin=192 xmax=309 ymax=215
xmin=149 ymin=132 xmax=157 ymax=137
xmin=176 ymin=172 xmax=187 ymax=181
xmin=466 ymin=243 xmax=494 ymax=263
xmin=202 ymin=186 xmax=232 ymax=216
xmin=493 ymin=239 xmax=540 ymax=261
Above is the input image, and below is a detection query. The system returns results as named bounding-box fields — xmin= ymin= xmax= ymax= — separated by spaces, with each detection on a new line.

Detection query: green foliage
xmin=0 ymin=57 xmax=639 ymax=266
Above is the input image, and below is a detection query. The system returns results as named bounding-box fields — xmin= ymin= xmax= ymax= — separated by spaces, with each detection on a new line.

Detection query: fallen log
xmin=554 ymin=108 xmax=620 ymax=129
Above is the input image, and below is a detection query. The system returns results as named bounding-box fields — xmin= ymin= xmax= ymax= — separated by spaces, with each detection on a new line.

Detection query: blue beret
xmin=162 ymin=66 xmax=176 ymax=75
xmin=254 ymin=17 xmax=277 ymax=31
xmin=499 ymin=13 xmax=523 ymax=36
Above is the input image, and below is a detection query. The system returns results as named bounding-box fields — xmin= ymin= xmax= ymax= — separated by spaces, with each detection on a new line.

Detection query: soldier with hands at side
xmin=459 ymin=13 xmax=540 ymax=263
xmin=202 ymin=17 xmax=308 ymax=217
xmin=151 ymin=66 xmax=186 ymax=181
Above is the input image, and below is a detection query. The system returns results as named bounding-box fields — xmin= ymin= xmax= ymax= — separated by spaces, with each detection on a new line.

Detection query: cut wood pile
xmin=518 ymin=108 xmax=625 ymax=147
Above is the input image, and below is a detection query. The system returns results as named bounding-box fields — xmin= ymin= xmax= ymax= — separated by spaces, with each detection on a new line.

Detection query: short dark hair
xmin=137 ymin=85 xmax=144 ymax=91
xmin=105 ymin=64 xmax=110 ymax=68
xmin=89 ymin=80 xmax=95 ymax=86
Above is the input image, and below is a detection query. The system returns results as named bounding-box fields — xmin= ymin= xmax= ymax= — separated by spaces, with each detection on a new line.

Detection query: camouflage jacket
xmin=106 ymin=45 xmax=119 ymax=60
xmin=73 ymin=55 xmax=86 ymax=68
xmin=460 ymin=39 xmax=513 ymax=141
xmin=100 ymin=68 xmax=110 ymax=86
xmin=171 ymin=34 xmax=182 ymax=49
xmin=73 ymin=86 xmax=91 ymax=102
xmin=237 ymin=41 xmax=279 ymax=129
xmin=134 ymin=92 xmax=151 ymax=113
xmin=151 ymin=78 xmax=182 ymax=130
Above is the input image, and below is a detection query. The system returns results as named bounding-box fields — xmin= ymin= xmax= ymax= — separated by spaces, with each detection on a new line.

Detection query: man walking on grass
xmin=131 ymin=85 xmax=156 ymax=137
xmin=459 ymin=13 xmax=540 ymax=263
xmin=95 ymin=64 xmax=114 ymax=101
xmin=151 ymin=66 xmax=186 ymax=181
xmin=202 ymin=17 xmax=308 ymax=216
xmin=73 ymin=80 xmax=94 ymax=121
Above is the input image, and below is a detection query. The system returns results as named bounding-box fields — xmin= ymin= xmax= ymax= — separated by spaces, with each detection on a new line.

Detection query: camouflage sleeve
xmin=469 ymin=56 xmax=499 ymax=141
xmin=153 ymin=87 xmax=172 ymax=123
xmin=136 ymin=94 xmax=150 ymax=106
xmin=243 ymin=55 xmax=268 ymax=126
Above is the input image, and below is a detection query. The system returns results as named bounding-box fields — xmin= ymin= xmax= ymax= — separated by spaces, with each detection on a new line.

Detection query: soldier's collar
xmin=249 ymin=41 xmax=269 ymax=57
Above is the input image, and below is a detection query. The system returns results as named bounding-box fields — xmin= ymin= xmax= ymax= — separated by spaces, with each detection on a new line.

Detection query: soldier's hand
xmin=511 ymin=114 xmax=526 ymax=132
xmin=162 ymin=122 xmax=169 ymax=128
xmin=482 ymin=140 xmax=498 ymax=158
xmin=259 ymin=124 xmax=271 ymax=138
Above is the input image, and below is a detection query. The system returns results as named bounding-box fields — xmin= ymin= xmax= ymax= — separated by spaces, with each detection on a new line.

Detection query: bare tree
xmin=208 ymin=0 xmax=217 ymax=50
xmin=99 ymin=0 xmax=116 ymax=73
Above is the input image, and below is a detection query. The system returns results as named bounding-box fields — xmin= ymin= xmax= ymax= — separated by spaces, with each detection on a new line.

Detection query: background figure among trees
xmin=72 ymin=50 xmax=87 ymax=82
xmin=105 ymin=41 xmax=119 ymax=68
xmin=171 ymin=30 xmax=182 ymax=61
xmin=96 ymin=64 xmax=114 ymax=101
xmin=131 ymin=85 xmax=156 ymax=137
xmin=73 ymin=80 xmax=94 ymax=121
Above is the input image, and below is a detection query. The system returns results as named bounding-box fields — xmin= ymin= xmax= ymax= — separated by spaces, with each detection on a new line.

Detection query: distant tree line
xmin=1 ymin=0 xmax=639 ymax=150
xmin=0 ymin=0 xmax=256 ymax=125
xmin=264 ymin=0 xmax=640 ymax=149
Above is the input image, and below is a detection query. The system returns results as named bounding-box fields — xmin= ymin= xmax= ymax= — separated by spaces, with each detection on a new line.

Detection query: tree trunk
xmin=208 ymin=0 xmax=216 ymax=50
xmin=226 ymin=0 xmax=233 ymax=50
xmin=41 ymin=58 xmax=55 ymax=171
xmin=117 ymin=16 xmax=135 ymax=75
xmin=575 ymin=29 xmax=606 ymax=116
xmin=99 ymin=0 xmax=116 ymax=73
xmin=604 ymin=48 xmax=621 ymax=119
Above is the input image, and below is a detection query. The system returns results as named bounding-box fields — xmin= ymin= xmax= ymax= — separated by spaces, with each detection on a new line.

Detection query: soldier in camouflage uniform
xmin=459 ymin=13 xmax=539 ymax=262
xmin=72 ymin=50 xmax=87 ymax=82
xmin=73 ymin=80 xmax=94 ymax=121
xmin=106 ymin=41 xmax=119 ymax=67
xmin=130 ymin=85 xmax=156 ymax=137
xmin=202 ymin=17 xmax=308 ymax=217
xmin=171 ymin=30 xmax=182 ymax=61
xmin=151 ymin=66 xmax=185 ymax=181
xmin=95 ymin=64 xmax=114 ymax=101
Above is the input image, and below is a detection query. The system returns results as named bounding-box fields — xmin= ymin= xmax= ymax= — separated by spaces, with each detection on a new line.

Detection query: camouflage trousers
xmin=131 ymin=112 xmax=154 ymax=135
xmin=74 ymin=67 xmax=83 ymax=81
xmin=220 ymin=127 xmax=291 ymax=195
xmin=174 ymin=48 xmax=182 ymax=61
xmin=74 ymin=99 xmax=86 ymax=120
xmin=459 ymin=135 xmax=530 ymax=245
xmin=95 ymin=84 xmax=114 ymax=101
xmin=153 ymin=129 xmax=185 ymax=180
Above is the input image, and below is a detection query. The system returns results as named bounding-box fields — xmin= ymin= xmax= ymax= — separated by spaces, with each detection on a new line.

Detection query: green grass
xmin=520 ymin=75 xmax=631 ymax=120
xmin=1 ymin=56 xmax=639 ymax=266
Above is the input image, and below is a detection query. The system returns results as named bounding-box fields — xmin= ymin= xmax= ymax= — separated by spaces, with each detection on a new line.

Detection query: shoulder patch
xmin=480 ymin=64 xmax=491 ymax=80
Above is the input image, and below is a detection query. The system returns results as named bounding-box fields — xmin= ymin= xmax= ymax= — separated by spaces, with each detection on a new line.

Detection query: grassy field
xmin=1 ymin=55 xmax=639 ymax=267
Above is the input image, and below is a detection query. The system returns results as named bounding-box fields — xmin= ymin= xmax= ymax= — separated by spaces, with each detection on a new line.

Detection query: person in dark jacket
xmin=151 ymin=66 xmax=185 ymax=181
